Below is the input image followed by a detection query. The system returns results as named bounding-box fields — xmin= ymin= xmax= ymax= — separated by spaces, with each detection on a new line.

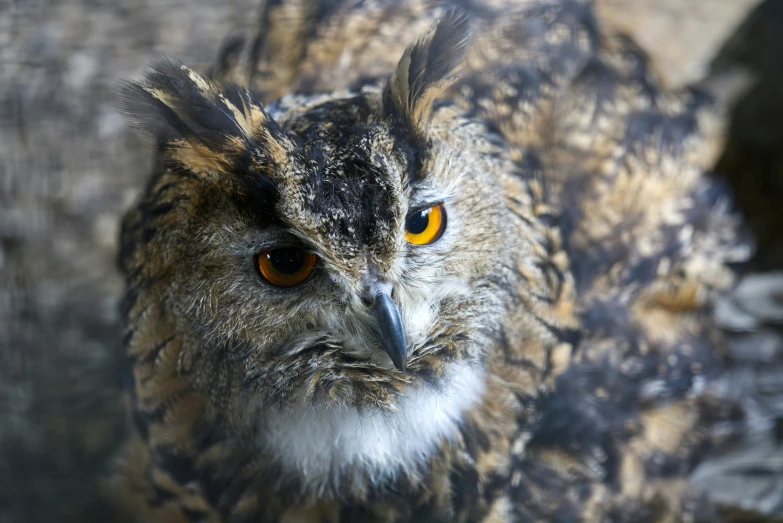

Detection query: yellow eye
xmin=256 ymin=248 xmax=317 ymax=287
xmin=404 ymin=203 xmax=447 ymax=245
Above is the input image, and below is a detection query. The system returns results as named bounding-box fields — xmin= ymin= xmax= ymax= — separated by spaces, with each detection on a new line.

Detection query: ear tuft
xmin=383 ymin=9 xmax=471 ymax=144
xmin=116 ymin=59 xmax=289 ymax=174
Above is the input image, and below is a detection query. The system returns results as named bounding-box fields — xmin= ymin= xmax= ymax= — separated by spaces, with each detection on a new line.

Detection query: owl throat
xmin=259 ymin=361 xmax=486 ymax=492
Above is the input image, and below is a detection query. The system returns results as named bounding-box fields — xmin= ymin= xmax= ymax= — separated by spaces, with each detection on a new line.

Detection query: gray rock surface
xmin=2 ymin=1 xmax=255 ymax=520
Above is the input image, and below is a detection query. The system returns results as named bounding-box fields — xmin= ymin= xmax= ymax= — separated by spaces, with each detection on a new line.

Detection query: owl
xmin=115 ymin=0 xmax=752 ymax=521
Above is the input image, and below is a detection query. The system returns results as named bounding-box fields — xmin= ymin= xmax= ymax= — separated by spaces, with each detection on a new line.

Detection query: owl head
xmin=119 ymin=10 xmax=560 ymax=489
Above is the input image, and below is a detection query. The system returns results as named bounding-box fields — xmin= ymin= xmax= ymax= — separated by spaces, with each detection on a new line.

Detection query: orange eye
xmin=256 ymin=248 xmax=317 ymax=287
xmin=404 ymin=203 xmax=447 ymax=245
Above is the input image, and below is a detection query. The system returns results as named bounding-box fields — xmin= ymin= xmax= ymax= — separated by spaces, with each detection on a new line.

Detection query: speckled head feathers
xmin=116 ymin=6 xmax=551 ymax=438
xmin=118 ymin=9 xmax=473 ymax=264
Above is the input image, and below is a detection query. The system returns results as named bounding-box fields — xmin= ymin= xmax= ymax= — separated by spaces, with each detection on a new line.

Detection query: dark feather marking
xmin=155 ymin=447 xmax=199 ymax=485
xmin=449 ymin=463 xmax=480 ymax=516
xmin=117 ymin=71 xmax=191 ymax=142
xmin=180 ymin=507 xmax=210 ymax=520
xmin=138 ymin=335 xmax=174 ymax=366
xmin=118 ymin=59 xmax=289 ymax=179
xmin=132 ymin=409 xmax=150 ymax=441
xmin=149 ymin=483 xmax=178 ymax=507
xmin=383 ymin=9 xmax=471 ymax=151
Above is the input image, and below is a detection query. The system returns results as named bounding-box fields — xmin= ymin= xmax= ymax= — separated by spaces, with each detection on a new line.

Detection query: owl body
xmin=117 ymin=1 xmax=749 ymax=521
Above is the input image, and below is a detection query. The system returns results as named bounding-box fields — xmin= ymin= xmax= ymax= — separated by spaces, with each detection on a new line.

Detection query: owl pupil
xmin=406 ymin=210 xmax=430 ymax=234
xmin=269 ymin=249 xmax=305 ymax=274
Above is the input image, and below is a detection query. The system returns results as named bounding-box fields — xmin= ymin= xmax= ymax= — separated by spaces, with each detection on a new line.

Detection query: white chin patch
xmin=260 ymin=361 xmax=485 ymax=493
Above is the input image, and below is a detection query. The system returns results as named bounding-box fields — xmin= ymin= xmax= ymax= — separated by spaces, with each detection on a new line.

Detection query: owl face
xmin=160 ymin=90 xmax=523 ymax=408
xmin=120 ymin=11 xmax=551 ymax=486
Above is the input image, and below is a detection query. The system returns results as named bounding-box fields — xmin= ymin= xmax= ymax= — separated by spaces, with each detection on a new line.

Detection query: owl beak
xmin=372 ymin=291 xmax=408 ymax=372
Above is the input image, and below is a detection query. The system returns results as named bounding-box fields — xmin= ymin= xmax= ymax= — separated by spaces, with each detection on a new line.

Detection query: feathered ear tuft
xmin=382 ymin=9 xmax=471 ymax=145
xmin=116 ymin=59 xmax=290 ymax=176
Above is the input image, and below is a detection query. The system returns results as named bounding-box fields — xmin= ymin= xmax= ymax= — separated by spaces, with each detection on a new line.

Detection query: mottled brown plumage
xmin=116 ymin=1 xmax=751 ymax=521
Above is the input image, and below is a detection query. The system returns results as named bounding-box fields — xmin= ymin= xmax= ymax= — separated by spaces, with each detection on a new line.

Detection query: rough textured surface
xmin=594 ymin=0 xmax=761 ymax=88
xmin=1 ymin=1 xmax=256 ymax=521
xmin=1 ymin=0 xmax=781 ymax=522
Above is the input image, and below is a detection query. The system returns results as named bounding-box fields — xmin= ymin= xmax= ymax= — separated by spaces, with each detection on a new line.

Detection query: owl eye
xmin=255 ymin=248 xmax=317 ymax=287
xmin=405 ymin=203 xmax=447 ymax=245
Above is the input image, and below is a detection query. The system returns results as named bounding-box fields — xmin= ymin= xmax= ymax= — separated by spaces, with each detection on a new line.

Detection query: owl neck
xmin=124 ymin=310 xmax=540 ymax=518
xmin=259 ymin=360 xmax=488 ymax=494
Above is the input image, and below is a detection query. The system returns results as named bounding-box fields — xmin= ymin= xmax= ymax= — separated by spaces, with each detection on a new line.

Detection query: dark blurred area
xmin=713 ymin=0 xmax=783 ymax=271
xmin=1 ymin=1 xmax=782 ymax=521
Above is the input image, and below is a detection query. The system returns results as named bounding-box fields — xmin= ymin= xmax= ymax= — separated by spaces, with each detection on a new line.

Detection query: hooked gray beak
xmin=372 ymin=290 xmax=407 ymax=372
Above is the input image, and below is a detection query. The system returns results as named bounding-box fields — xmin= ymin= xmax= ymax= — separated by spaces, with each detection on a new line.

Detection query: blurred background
xmin=1 ymin=0 xmax=782 ymax=521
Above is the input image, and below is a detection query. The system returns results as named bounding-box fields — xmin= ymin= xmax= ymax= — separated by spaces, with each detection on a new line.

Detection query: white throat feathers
xmin=261 ymin=361 xmax=486 ymax=493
